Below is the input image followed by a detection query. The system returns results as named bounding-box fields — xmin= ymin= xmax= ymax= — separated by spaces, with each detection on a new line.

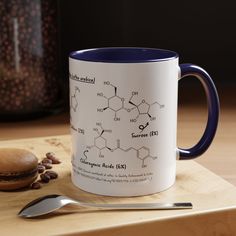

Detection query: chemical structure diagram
xmin=97 ymin=81 xmax=164 ymax=122
xmin=86 ymin=123 xmax=157 ymax=168
xmin=70 ymin=86 xmax=80 ymax=112
xmin=128 ymin=92 xmax=164 ymax=122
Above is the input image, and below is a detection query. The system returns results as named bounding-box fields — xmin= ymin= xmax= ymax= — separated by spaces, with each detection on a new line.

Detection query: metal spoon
xmin=18 ymin=194 xmax=192 ymax=218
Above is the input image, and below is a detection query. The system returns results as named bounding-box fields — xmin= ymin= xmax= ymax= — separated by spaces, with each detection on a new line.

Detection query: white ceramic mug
xmin=69 ymin=47 xmax=219 ymax=196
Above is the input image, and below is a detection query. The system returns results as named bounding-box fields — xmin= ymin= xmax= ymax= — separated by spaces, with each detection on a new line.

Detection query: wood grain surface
xmin=0 ymin=135 xmax=236 ymax=236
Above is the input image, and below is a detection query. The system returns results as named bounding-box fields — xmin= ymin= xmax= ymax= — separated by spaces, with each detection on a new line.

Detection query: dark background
xmin=58 ymin=0 xmax=235 ymax=107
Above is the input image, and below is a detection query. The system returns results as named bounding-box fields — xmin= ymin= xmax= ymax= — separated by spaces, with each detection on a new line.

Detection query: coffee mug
xmin=69 ymin=47 xmax=219 ymax=196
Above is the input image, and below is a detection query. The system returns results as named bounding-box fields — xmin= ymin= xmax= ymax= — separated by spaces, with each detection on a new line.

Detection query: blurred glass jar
xmin=0 ymin=0 xmax=62 ymax=120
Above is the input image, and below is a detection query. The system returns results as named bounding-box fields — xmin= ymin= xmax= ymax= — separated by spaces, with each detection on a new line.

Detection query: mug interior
xmin=69 ymin=47 xmax=178 ymax=63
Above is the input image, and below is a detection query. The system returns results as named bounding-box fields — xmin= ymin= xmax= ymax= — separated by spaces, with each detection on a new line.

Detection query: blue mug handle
xmin=178 ymin=64 xmax=220 ymax=160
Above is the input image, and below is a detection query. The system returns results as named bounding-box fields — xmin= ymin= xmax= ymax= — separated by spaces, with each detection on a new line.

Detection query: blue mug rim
xmin=69 ymin=47 xmax=178 ymax=63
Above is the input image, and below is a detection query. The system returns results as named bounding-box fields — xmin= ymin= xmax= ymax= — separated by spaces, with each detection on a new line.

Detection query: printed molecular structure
xmin=87 ymin=123 xmax=112 ymax=158
xmin=71 ymin=86 xmax=80 ymax=112
xmin=97 ymin=81 xmax=164 ymax=122
xmin=97 ymin=81 xmax=128 ymax=121
xmin=137 ymin=146 xmax=157 ymax=168
xmin=128 ymin=92 xmax=164 ymax=122
xmin=86 ymin=123 xmax=157 ymax=167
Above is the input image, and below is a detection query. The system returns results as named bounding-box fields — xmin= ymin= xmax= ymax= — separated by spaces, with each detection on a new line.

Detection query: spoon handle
xmin=78 ymin=202 xmax=193 ymax=210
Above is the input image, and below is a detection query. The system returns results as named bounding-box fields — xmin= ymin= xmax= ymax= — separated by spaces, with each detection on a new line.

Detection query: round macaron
xmin=0 ymin=148 xmax=38 ymax=191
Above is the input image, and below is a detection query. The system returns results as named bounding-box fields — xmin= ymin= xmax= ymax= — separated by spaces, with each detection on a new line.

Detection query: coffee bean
xmin=45 ymin=152 xmax=61 ymax=164
xmin=51 ymin=158 xmax=61 ymax=164
xmin=45 ymin=170 xmax=58 ymax=179
xmin=40 ymin=173 xmax=50 ymax=183
xmin=37 ymin=164 xmax=46 ymax=173
xmin=31 ymin=181 xmax=41 ymax=189
xmin=42 ymin=158 xmax=52 ymax=164
xmin=45 ymin=152 xmax=55 ymax=159
xmin=42 ymin=163 xmax=53 ymax=169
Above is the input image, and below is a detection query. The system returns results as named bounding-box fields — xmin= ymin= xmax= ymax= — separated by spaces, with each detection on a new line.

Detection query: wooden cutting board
xmin=0 ymin=135 xmax=236 ymax=236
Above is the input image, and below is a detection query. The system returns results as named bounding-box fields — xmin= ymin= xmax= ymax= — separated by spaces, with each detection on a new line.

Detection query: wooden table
xmin=0 ymin=135 xmax=236 ymax=236
xmin=0 ymin=97 xmax=236 ymax=235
